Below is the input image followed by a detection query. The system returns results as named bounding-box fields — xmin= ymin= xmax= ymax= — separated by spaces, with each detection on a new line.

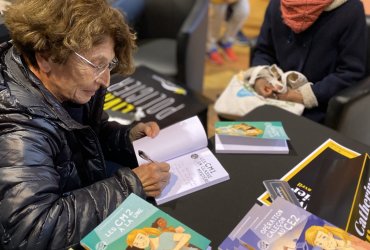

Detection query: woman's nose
xmin=95 ymin=69 xmax=111 ymax=88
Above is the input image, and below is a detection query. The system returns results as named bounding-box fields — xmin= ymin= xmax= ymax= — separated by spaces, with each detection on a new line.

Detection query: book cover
xmin=214 ymin=121 xmax=289 ymax=154
xmin=257 ymin=139 xmax=360 ymax=207
xmin=104 ymin=67 xmax=207 ymax=128
xmin=238 ymin=198 xmax=370 ymax=250
xmin=306 ymin=154 xmax=370 ymax=243
xmin=218 ymin=204 xmax=266 ymax=250
xmin=257 ymin=139 xmax=370 ymax=243
xmin=81 ymin=193 xmax=210 ymax=250
xmin=133 ymin=116 xmax=230 ymax=205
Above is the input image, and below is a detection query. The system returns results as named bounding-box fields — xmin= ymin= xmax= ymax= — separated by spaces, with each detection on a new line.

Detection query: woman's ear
xmin=35 ymin=53 xmax=51 ymax=73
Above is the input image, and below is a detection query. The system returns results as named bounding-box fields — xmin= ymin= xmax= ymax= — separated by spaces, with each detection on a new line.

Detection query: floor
xmin=203 ymin=0 xmax=269 ymax=137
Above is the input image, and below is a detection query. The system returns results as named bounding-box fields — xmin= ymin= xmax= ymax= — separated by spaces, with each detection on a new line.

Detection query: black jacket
xmin=0 ymin=43 xmax=146 ymax=249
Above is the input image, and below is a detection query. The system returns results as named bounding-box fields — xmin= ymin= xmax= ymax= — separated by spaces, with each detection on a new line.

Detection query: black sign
xmin=105 ymin=66 xmax=208 ymax=129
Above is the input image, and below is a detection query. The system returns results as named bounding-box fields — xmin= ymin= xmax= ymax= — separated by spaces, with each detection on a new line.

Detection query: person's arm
xmin=251 ymin=1 xmax=278 ymax=66
xmin=0 ymin=122 xmax=145 ymax=249
xmin=309 ymin=2 xmax=367 ymax=107
xmin=172 ymin=233 xmax=191 ymax=250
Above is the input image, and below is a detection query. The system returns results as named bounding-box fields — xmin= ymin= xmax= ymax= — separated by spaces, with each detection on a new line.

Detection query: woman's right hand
xmin=133 ymin=162 xmax=170 ymax=197
xmin=254 ymin=78 xmax=276 ymax=98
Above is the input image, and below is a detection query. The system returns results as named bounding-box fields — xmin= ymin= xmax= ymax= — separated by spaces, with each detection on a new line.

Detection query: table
xmin=159 ymin=105 xmax=370 ymax=247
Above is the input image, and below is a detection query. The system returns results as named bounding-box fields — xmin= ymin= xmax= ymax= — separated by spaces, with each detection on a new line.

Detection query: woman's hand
xmin=129 ymin=121 xmax=160 ymax=141
xmin=133 ymin=162 xmax=170 ymax=197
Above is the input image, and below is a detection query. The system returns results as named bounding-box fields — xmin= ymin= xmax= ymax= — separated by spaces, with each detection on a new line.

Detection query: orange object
xmin=208 ymin=51 xmax=224 ymax=65
xmin=281 ymin=0 xmax=333 ymax=33
xmin=363 ymin=0 xmax=370 ymax=15
xmin=222 ymin=47 xmax=238 ymax=61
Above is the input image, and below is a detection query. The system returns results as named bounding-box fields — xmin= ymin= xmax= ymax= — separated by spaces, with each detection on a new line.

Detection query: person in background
xmin=251 ymin=0 xmax=367 ymax=123
xmin=0 ymin=0 xmax=170 ymax=249
xmin=207 ymin=0 xmax=250 ymax=65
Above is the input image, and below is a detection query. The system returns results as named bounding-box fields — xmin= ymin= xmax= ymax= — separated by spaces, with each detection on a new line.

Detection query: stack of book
xmin=219 ymin=138 xmax=370 ymax=249
xmin=219 ymin=197 xmax=370 ymax=250
xmin=214 ymin=121 xmax=289 ymax=154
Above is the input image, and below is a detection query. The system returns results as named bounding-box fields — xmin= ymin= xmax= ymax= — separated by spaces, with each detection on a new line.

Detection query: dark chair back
xmin=365 ymin=15 xmax=370 ymax=76
xmin=133 ymin=0 xmax=208 ymax=92
xmin=325 ymin=77 xmax=370 ymax=146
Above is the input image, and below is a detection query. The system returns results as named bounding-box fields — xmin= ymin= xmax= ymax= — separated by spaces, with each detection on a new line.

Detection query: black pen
xmin=138 ymin=150 xmax=155 ymax=163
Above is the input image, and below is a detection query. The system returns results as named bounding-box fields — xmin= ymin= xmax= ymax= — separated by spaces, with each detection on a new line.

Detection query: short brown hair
xmin=4 ymin=0 xmax=136 ymax=75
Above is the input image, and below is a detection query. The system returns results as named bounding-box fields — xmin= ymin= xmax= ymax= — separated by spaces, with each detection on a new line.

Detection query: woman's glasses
xmin=74 ymin=51 xmax=118 ymax=79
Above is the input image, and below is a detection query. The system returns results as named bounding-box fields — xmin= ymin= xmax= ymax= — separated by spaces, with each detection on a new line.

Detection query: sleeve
xmin=251 ymin=1 xmax=278 ymax=67
xmin=0 ymin=124 xmax=145 ymax=249
xmin=310 ymin=2 xmax=367 ymax=106
xmin=87 ymin=88 xmax=138 ymax=168
xmin=98 ymin=110 xmax=139 ymax=168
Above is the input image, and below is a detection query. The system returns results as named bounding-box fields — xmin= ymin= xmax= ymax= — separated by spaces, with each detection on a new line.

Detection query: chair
xmin=0 ymin=16 xmax=10 ymax=44
xmin=133 ymin=0 xmax=209 ymax=92
xmin=324 ymin=77 xmax=370 ymax=146
xmin=324 ymin=15 xmax=370 ymax=146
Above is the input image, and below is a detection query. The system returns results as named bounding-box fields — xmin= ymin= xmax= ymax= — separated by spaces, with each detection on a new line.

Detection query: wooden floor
xmin=203 ymin=0 xmax=269 ymax=137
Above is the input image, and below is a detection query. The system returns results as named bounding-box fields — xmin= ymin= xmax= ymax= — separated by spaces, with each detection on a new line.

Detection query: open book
xmin=133 ymin=116 xmax=230 ymax=205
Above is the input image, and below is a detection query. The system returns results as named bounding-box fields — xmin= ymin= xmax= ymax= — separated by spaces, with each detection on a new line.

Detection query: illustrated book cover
xmin=81 ymin=193 xmax=211 ymax=250
xmin=214 ymin=121 xmax=289 ymax=154
xmin=133 ymin=116 xmax=230 ymax=205
xmin=220 ymin=197 xmax=370 ymax=250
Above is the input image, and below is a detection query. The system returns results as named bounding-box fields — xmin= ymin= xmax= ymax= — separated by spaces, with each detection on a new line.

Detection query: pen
xmin=138 ymin=150 xmax=155 ymax=163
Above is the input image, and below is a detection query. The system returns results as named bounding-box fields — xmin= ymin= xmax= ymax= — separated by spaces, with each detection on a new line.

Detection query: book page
xmin=133 ymin=116 xmax=207 ymax=164
xmin=155 ymin=147 xmax=229 ymax=205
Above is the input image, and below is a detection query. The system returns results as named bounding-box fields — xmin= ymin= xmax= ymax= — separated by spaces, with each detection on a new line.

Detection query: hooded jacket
xmin=252 ymin=0 xmax=367 ymax=122
xmin=0 ymin=42 xmax=145 ymax=249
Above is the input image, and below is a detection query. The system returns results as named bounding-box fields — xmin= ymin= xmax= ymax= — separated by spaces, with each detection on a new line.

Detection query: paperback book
xmin=81 ymin=193 xmax=210 ymax=250
xmin=220 ymin=197 xmax=370 ymax=250
xmin=214 ymin=121 xmax=289 ymax=154
xmin=104 ymin=66 xmax=207 ymax=128
xmin=133 ymin=116 xmax=230 ymax=205
xmin=258 ymin=139 xmax=370 ymax=243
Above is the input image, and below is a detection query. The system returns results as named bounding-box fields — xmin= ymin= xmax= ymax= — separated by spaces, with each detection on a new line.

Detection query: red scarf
xmin=281 ymin=0 xmax=334 ymax=33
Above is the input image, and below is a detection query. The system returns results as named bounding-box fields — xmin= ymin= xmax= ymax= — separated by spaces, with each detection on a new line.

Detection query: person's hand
xmin=254 ymin=78 xmax=276 ymax=98
xmin=276 ymin=88 xmax=304 ymax=104
xmin=129 ymin=121 xmax=160 ymax=141
xmin=132 ymin=162 xmax=170 ymax=197
xmin=175 ymin=226 xmax=185 ymax=233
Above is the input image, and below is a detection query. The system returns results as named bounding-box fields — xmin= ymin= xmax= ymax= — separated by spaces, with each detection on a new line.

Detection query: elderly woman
xmin=0 ymin=0 xmax=170 ymax=249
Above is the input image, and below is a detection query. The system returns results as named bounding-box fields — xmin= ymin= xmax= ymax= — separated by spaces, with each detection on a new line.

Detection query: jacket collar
xmin=325 ymin=0 xmax=347 ymax=11
xmin=2 ymin=44 xmax=87 ymax=130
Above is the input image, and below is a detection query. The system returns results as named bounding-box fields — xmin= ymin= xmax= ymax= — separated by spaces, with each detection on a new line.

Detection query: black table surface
xmin=159 ymin=105 xmax=370 ymax=248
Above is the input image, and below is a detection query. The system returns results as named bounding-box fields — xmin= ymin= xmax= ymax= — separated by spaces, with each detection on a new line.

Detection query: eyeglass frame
xmin=74 ymin=51 xmax=118 ymax=79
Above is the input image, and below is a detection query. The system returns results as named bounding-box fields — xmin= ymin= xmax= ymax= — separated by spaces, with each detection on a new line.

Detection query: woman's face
xmin=157 ymin=218 xmax=167 ymax=228
xmin=132 ymin=232 xmax=150 ymax=248
xmin=313 ymin=231 xmax=338 ymax=250
xmin=41 ymin=35 xmax=116 ymax=104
